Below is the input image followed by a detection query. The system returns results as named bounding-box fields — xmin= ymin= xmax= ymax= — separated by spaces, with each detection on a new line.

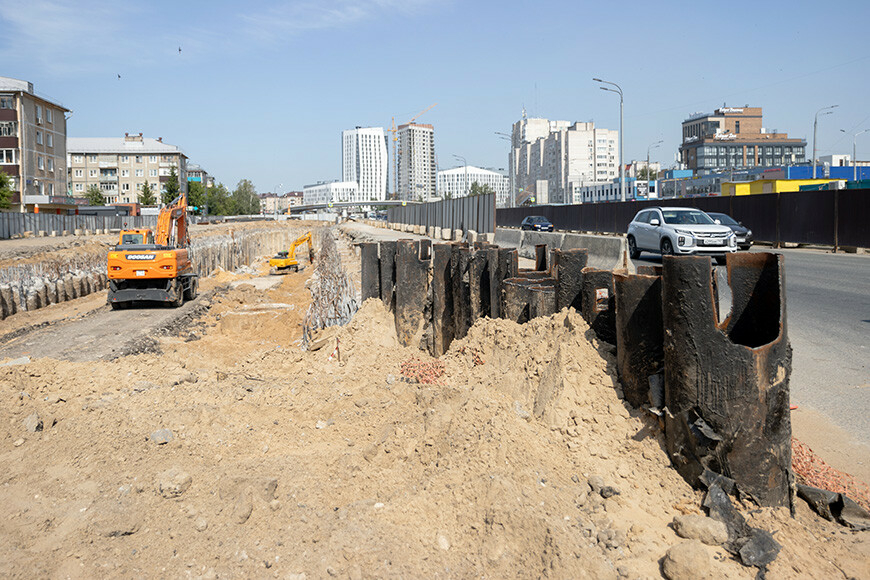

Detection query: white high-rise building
xmin=437 ymin=166 xmax=510 ymax=207
xmin=510 ymin=114 xmax=618 ymax=205
xmin=397 ymin=123 xmax=435 ymax=201
xmin=342 ymin=127 xmax=388 ymax=202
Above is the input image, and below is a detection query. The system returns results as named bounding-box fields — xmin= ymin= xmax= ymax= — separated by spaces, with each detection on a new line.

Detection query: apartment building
xmin=342 ymin=127 xmax=388 ymax=202
xmin=679 ymin=106 xmax=806 ymax=175
xmin=302 ymin=181 xmax=358 ymax=206
xmin=67 ymin=133 xmax=188 ymax=204
xmin=186 ymin=163 xmax=213 ymax=188
xmin=510 ymin=114 xmax=618 ymax=205
xmin=0 ymin=76 xmax=69 ymax=212
xmin=436 ymin=165 xmax=510 ymax=207
xmin=397 ymin=123 xmax=436 ymax=201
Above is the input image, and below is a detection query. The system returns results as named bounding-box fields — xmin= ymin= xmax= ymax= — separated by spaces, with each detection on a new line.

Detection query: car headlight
xmin=674 ymin=229 xmax=693 ymax=246
xmin=746 ymin=230 xmax=752 ymax=237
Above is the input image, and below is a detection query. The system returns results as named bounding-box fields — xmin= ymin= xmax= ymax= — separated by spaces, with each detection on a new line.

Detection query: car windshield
xmin=662 ymin=210 xmax=715 ymax=225
xmin=527 ymin=216 xmax=548 ymax=223
xmin=709 ymin=213 xmax=738 ymax=226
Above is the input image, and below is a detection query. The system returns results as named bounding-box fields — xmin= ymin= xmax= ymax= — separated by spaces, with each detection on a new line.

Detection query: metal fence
xmin=386 ymin=193 xmax=496 ymax=234
xmin=496 ymin=188 xmax=870 ymax=248
xmin=0 ymin=213 xmax=159 ymax=240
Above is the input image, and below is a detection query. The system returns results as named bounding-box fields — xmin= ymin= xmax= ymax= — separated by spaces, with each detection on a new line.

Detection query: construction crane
xmin=388 ymin=103 xmax=437 ymax=199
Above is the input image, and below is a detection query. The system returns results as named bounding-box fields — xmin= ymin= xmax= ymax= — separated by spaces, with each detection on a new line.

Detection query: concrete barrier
xmin=561 ymin=233 xmax=628 ymax=270
xmin=493 ymin=228 xmax=522 ymax=248
xmin=493 ymin=228 xmax=627 ymax=270
xmin=520 ymin=231 xmax=564 ymax=259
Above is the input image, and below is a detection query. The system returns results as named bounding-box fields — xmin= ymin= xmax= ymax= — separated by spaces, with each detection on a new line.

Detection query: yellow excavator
xmin=269 ymin=232 xmax=314 ymax=274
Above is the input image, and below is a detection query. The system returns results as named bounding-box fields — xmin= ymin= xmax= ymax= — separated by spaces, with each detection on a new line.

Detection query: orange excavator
xmin=106 ymin=193 xmax=198 ymax=309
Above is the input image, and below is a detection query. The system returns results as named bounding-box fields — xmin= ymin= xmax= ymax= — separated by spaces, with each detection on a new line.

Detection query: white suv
xmin=627 ymin=207 xmax=737 ymax=265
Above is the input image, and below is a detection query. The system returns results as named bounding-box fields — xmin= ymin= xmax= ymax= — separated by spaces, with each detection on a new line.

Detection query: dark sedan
xmin=520 ymin=216 xmax=554 ymax=232
xmin=707 ymin=212 xmax=753 ymax=250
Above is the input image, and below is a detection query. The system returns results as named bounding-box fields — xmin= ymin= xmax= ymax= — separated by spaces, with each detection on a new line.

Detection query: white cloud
xmin=237 ymin=0 xmax=438 ymax=41
xmin=0 ymin=1 xmax=167 ymax=76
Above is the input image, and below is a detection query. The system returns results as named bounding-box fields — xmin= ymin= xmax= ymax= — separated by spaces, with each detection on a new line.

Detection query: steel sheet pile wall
xmin=496 ymin=187 xmax=870 ymax=248
xmin=360 ymin=242 xmax=796 ymax=530
xmin=0 ymin=213 xmax=161 ymax=240
xmin=386 ymin=193 xmax=495 ymax=234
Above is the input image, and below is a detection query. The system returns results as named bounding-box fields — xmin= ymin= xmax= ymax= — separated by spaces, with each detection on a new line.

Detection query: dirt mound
xmin=0 ymin=263 xmax=867 ymax=578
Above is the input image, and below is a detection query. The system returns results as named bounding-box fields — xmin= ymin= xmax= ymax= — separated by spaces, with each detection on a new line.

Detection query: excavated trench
xmin=0 ymin=224 xmax=315 ymax=320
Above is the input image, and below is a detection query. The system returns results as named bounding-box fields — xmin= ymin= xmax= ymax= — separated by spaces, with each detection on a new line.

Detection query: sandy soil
xmin=0 ymin=231 xmax=867 ymax=579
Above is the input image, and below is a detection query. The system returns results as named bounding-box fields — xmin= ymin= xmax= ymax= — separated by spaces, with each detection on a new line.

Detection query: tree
xmin=85 ymin=184 xmax=105 ymax=206
xmin=162 ymin=165 xmax=180 ymax=205
xmin=139 ymin=180 xmax=157 ymax=205
xmin=468 ymin=181 xmax=495 ymax=197
xmin=187 ymin=181 xmax=206 ymax=213
xmin=0 ymin=170 xmax=13 ymax=209
xmin=232 ymin=179 xmax=259 ymax=215
xmin=206 ymin=183 xmax=233 ymax=215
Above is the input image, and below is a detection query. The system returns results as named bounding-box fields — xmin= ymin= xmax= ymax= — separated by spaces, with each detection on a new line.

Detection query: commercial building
xmin=397 ymin=123 xmax=436 ymax=201
xmin=67 ymin=133 xmax=188 ymax=204
xmin=0 ymin=76 xmax=70 ymax=212
xmin=436 ymin=165 xmax=510 ymax=207
xmin=259 ymin=191 xmax=304 ymax=213
xmin=342 ymin=127 xmax=388 ymax=202
xmin=302 ymin=181 xmax=358 ymax=206
xmin=509 ymin=113 xmax=618 ymax=205
xmin=679 ymin=106 xmax=806 ymax=175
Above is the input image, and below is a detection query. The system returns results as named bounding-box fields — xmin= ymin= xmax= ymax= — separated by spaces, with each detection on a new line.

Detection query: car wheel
xmin=628 ymin=236 xmax=640 ymax=259
xmin=661 ymin=237 xmax=674 ymax=256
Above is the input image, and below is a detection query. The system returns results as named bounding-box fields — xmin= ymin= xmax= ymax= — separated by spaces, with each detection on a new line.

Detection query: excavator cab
xmin=117 ymin=229 xmax=155 ymax=246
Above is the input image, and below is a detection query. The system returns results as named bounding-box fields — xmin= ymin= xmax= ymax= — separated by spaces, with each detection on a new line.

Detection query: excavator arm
xmin=156 ymin=193 xmax=190 ymax=248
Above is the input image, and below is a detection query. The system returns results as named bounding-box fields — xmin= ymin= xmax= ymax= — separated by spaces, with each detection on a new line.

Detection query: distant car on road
xmin=521 ymin=216 xmax=554 ymax=232
xmin=706 ymin=212 xmax=753 ymax=250
xmin=627 ymin=206 xmax=737 ymax=265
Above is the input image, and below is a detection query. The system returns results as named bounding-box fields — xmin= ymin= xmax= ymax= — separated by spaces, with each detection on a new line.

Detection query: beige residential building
xmin=397 ymin=123 xmax=436 ymax=201
xmin=67 ymin=133 xmax=188 ymax=204
xmin=510 ymin=114 xmax=618 ymax=205
xmin=0 ymin=76 xmax=70 ymax=212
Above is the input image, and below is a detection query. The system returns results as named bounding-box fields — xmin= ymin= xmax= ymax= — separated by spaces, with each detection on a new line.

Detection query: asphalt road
xmin=632 ymin=247 xmax=870 ymax=446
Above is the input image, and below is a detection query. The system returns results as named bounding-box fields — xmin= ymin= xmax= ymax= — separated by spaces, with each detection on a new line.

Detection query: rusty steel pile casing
xmin=502 ymin=276 xmax=556 ymax=323
xmin=451 ymin=245 xmax=472 ymax=340
xmin=431 ymin=243 xmax=455 ymax=357
xmin=360 ymin=242 xmax=380 ymax=302
xmin=378 ymin=240 xmax=397 ymax=311
xmin=394 ymin=240 xmax=431 ymax=347
xmin=535 ymin=244 xmax=549 ymax=272
xmin=554 ymin=249 xmax=588 ymax=312
xmin=529 ymin=284 xmax=556 ymax=318
xmin=581 ymin=267 xmax=616 ymax=344
xmin=613 ymin=271 xmax=664 ymax=408
xmin=469 ymin=248 xmax=490 ymax=322
xmin=662 ymin=253 xmax=792 ymax=507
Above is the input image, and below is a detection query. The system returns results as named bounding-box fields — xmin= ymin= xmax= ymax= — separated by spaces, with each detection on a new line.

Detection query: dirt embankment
xmin=0 ymin=236 xmax=867 ymax=579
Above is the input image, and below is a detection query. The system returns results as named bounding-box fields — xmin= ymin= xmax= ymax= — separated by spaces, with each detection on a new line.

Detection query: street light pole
xmin=646 ymin=140 xmax=663 ymax=180
xmin=841 ymin=128 xmax=869 ymax=182
xmin=453 ymin=154 xmax=468 ymax=198
xmin=594 ymin=78 xmax=624 ymax=201
xmin=813 ymin=105 xmax=838 ymax=179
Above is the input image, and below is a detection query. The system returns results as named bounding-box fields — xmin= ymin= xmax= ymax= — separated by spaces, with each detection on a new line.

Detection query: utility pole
xmin=813 ymin=105 xmax=838 ymax=179
xmin=841 ymin=128 xmax=869 ymax=182
xmin=594 ymin=78 xmax=624 ymax=201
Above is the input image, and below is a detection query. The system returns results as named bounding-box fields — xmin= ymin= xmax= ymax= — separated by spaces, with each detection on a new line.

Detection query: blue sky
xmin=2 ymin=0 xmax=869 ymax=194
